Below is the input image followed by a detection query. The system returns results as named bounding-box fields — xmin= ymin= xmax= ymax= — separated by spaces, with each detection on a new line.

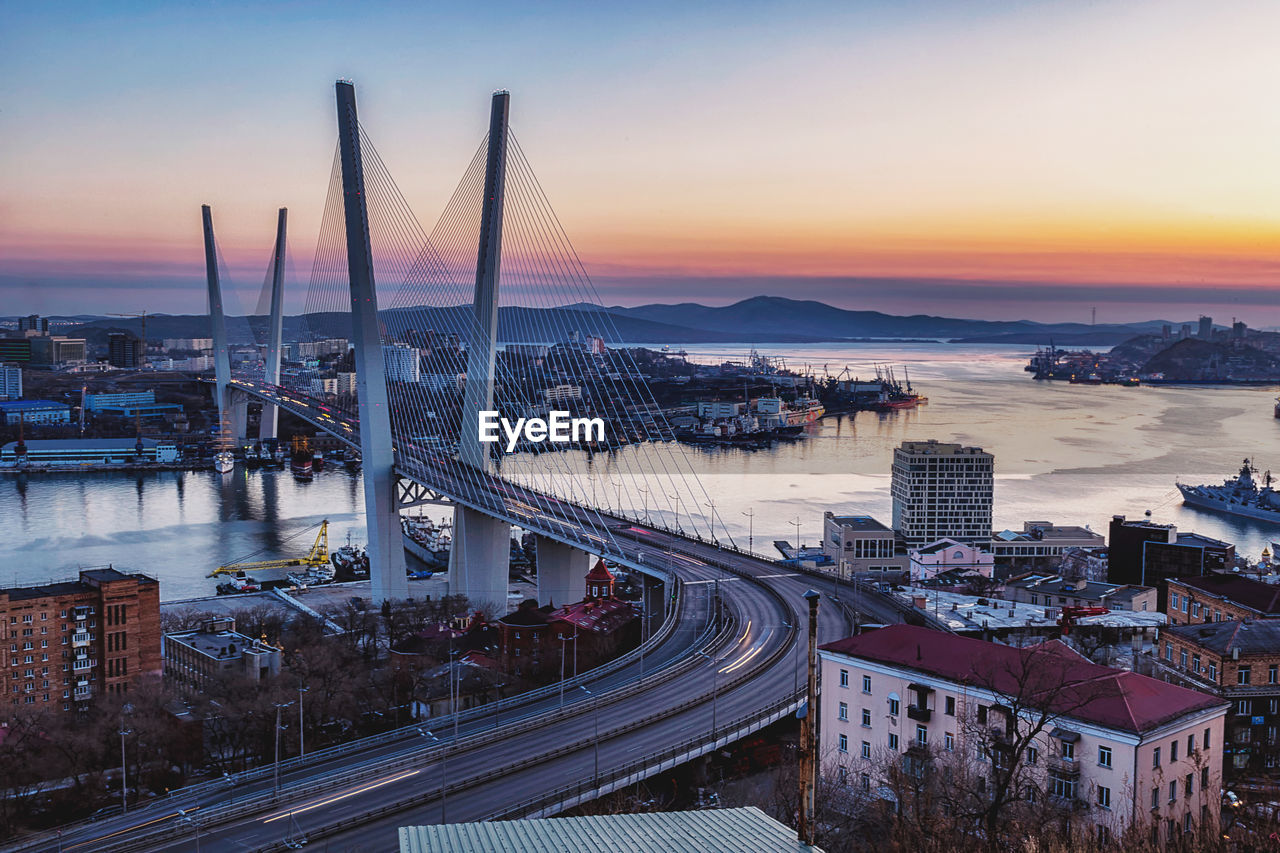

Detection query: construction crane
xmin=208 ymin=520 xmax=330 ymax=577
xmin=106 ymin=311 xmax=151 ymax=367
xmin=1058 ymin=605 xmax=1109 ymax=636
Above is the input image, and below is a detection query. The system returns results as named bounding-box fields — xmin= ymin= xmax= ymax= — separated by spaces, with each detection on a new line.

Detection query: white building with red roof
xmin=819 ymin=624 xmax=1227 ymax=845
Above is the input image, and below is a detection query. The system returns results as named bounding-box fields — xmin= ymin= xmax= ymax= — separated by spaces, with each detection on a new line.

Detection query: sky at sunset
xmin=2 ymin=0 xmax=1278 ymax=324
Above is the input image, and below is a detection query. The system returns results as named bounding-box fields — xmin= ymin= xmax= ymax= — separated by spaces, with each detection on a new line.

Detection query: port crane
xmin=207 ymin=519 xmax=330 ymax=577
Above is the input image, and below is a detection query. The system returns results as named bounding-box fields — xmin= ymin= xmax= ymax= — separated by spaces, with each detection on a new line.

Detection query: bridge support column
xmin=458 ymin=91 xmax=509 ymax=472
xmin=449 ymin=507 xmax=510 ymax=614
xmin=229 ymin=392 xmax=249 ymax=441
xmin=335 ymin=80 xmax=407 ymax=603
xmin=260 ymin=207 xmax=287 ymax=441
xmin=200 ymin=205 xmax=233 ymax=429
xmin=535 ymin=536 xmax=588 ymax=606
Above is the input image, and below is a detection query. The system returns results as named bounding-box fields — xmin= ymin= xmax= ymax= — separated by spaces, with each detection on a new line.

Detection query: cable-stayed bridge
xmin=7 ymin=81 xmax=930 ymax=852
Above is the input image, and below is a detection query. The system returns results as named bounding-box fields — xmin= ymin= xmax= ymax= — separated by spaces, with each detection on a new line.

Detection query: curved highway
xmin=6 ymin=379 xmax=918 ymax=852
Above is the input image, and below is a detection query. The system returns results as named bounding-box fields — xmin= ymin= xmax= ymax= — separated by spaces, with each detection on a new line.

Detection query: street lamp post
xmin=638 ymin=486 xmax=650 ymax=524
xmin=273 ymin=701 xmax=294 ymax=798
xmin=742 ymin=508 xmax=755 ymax=553
xmin=667 ymin=493 xmax=681 ymax=532
xmin=117 ymin=725 xmax=131 ymax=814
xmin=791 ymin=517 xmax=802 ymax=553
xmin=297 ymin=684 xmax=308 ymax=758
xmin=422 ymin=730 xmax=447 ymax=823
xmin=696 ymin=651 xmax=725 ymax=732
xmin=704 ymin=500 xmax=717 ymax=543
xmin=578 ymin=685 xmax=600 ymax=782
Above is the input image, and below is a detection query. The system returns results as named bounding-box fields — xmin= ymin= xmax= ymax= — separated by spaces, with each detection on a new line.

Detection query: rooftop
xmin=166 ymin=628 xmax=267 ymax=660
xmin=0 ymin=399 xmax=68 ymax=410
xmin=551 ymin=597 xmax=634 ymax=635
xmin=892 ymin=586 xmax=1165 ymax=633
xmin=2 ymin=437 xmax=160 ymax=451
xmin=821 ymin=624 xmax=1218 ymax=734
xmin=1165 ymin=619 xmax=1280 ymax=657
xmin=1006 ymin=573 xmax=1152 ymax=603
xmin=398 ymin=807 xmax=820 ymax=853
xmin=1176 ymin=574 xmax=1280 ymax=614
xmin=3 ymin=568 xmax=155 ymax=601
xmin=827 ymin=514 xmax=891 ymax=533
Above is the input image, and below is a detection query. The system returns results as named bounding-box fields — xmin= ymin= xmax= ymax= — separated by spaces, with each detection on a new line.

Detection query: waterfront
xmin=4 ymin=342 xmax=1279 ymax=600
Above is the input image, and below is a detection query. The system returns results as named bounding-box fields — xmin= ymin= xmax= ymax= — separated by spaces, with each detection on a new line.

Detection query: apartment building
xmin=989 ymin=521 xmax=1105 ymax=567
xmin=1158 ymin=619 xmax=1280 ymax=780
xmin=890 ymin=440 xmax=993 ymax=547
xmin=162 ymin=617 xmax=282 ymax=695
xmin=0 ymin=568 xmax=160 ymax=713
xmin=1166 ymin=575 xmax=1280 ymax=626
xmin=1003 ymin=574 xmax=1157 ymax=613
xmin=820 ymin=625 xmax=1227 ymax=844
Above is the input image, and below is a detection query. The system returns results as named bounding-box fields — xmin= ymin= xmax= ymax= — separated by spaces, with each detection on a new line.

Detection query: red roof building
xmin=820 ymin=624 xmax=1227 ymax=843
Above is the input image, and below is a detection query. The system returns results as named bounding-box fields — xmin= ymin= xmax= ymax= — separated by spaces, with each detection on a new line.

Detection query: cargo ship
xmin=1177 ymin=459 xmax=1280 ymax=525
xmin=401 ymin=515 xmax=451 ymax=568
xmin=868 ymin=365 xmax=926 ymax=411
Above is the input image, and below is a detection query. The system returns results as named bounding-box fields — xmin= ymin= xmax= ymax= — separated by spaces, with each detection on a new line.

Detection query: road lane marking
xmin=66 ymin=806 xmax=202 ymax=850
xmin=261 ymin=769 xmax=420 ymax=823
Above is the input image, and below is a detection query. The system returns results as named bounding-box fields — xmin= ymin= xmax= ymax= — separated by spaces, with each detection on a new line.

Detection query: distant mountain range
xmin=5 ymin=296 xmax=1176 ymax=346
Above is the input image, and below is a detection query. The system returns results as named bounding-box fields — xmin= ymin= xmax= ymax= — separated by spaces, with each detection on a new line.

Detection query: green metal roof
xmin=399 ymin=807 xmax=822 ymax=853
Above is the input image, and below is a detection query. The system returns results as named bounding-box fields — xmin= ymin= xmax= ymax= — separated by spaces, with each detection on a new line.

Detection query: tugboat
xmin=216 ymin=571 xmax=260 ymax=595
xmin=245 ymin=442 xmax=263 ymax=469
xmin=1177 ymin=459 xmax=1280 ymax=525
xmin=290 ymin=436 xmax=313 ymax=481
xmin=330 ymin=532 xmax=370 ymax=580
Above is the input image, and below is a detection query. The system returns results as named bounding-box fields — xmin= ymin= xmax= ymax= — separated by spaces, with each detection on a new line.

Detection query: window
xmin=888 ymin=733 xmax=899 ymax=751
xmin=1184 ymin=773 xmax=1193 ymax=797
xmin=945 ymin=732 xmax=954 ymax=751
xmin=977 ymin=705 xmax=988 ymax=724
xmin=1271 ymin=664 xmax=1278 ymax=685
xmin=861 ymin=708 xmax=872 ymax=727
xmin=945 ymin=696 xmax=955 ymax=716
xmin=1238 ymin=699 xmax=1252 ymax=716
xmin=888 ymin=697 xmax=900 ymax=716
xmin=1180 ymin=649 xmax=1188 ymax=668
xmin=839 ymin=669 xmax=849 ymax=688
xmin=1239 ymin=666 xmax=1252 ymax=685
xmin=862 ymin=741 xmax=871 ymax=759
xmin=1207 ymin=661 xmax=1217 ymax=681
xmin=1151 ymin=786 xmax=1159 ymax=810
xmin=1168 ymin=780 xmax=1177 ymax=803
xmin=1096 ymin=785 xmax=1111 ymax=810
xmin=1188 ymin=733 xmax=1195 ymax=754
xmin=1171 ymin=593 xmax=1180 ymax=610
xmin=1153 ymin=747 xmax=1161 ymax=768
xmin=1165 ymin=643 xmax=1173 ymax=661
xmin=1183 ymin=598 xmax=1190 ymax=614
xmin=1171 ymin=740 xmax=1178 ymax=762
xmin=1192 ymin=654 xmax=1201 ymax=673
xmin=860 ymin=773 xmax=870 ymax=791
xmin=838 ymin=734 xmax=849 ymax=753
xmin=862 ymin=675 xmax=872 ymax=693
xmin=1027 ymin=745 xmax=1039 ymax=764
xmin=838 ymin=701 xmax=848 ymax=721
xmin=916 ymin=724 xmax=928 ymax=746
xmin=1204 ymin=728 xmax=1211 ymax=750
xmin=1272 ymin=700 xmax=1279 ymax=715
xmin=1061 ymin=740 xmax=1075 ymax=761
xmin=1201 ymin=767 xmax=1209 ymax=789
xmin=837 ymin=765 xmax=848 ymax=785
xmin=1049 ymin=772 xmax=1077 ymax=800
xmin=1098 ymin=746 xmax=1112 ymax=768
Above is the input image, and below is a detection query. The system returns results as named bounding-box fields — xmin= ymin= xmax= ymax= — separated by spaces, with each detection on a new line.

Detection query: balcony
xmin=907 ymin=705 xmax=932 ymax=722
xmin=71 ymin=633 xmax=92 ymax=647
xmin=72 ymin=685 xmax=92 ymax=700
xmin=1050 ymin=757 xmax=1081 ymax=776
xmin=72 ymin=659 xmax=95 ymax=672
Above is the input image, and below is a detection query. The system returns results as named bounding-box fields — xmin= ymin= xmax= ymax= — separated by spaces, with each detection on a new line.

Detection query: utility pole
xmin=799 ymin=590 xmax=820 ymax=847
xmin=742 ymin=508 xmax=755 ymax=553
xmin=297 ymin=683 xmax=308 ymax=758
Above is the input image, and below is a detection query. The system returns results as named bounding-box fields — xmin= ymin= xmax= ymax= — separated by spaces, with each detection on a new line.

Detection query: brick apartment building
xmin=1165 ymin=574 xmax=1280 ymax=626
xmin=821 ymin=624 xmax=1227 ymax=845
xmin=1157 ymin=620 xmax=1280 ymax=780
xmin=0 ymin=568 xmax=160 ymax=713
